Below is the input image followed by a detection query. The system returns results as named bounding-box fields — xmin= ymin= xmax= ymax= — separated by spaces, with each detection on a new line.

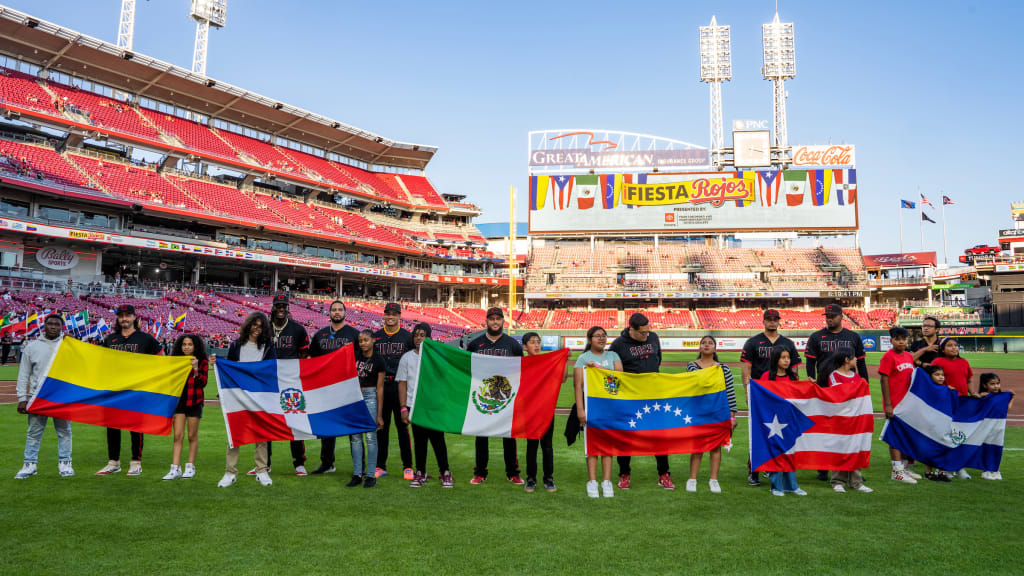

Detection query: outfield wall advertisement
xmin=528 ymin=169 xmax=858 ymax=234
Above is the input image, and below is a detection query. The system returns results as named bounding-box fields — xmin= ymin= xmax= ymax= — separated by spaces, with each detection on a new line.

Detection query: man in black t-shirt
xmin=805 ymin=304 xmax=868 ymax=382
xmin=373 ymin=302 xmax=414 ymax=479
xmin=95 ymin=304 xmax=162 ymax=477
xmin=309 ymin=300 xmax=361 ymax=475
xmin=467 ymin=307 xmax=523 ymax=485
xmin=1 ymin=332 xmax=12 ymax=365
xmin=267 ymin=294 xmax=311 ymax=476
xmin=909 ymin=316 xmax=941 ymax=367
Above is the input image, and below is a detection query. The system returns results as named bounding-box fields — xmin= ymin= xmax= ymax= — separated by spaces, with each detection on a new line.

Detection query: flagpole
xmin=941 ymin=190 xmax=949 ymax=267
xmin=899 ymin=200 xmax=904 ymax=255
xmin=918 ymin=186 xmax=924 ymax=251
xmin=508 ymin=184 xmax=517 ymax=335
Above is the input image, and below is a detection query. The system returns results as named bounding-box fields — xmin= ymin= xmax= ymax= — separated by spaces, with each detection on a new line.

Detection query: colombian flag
xmin=27 ymin=337 xmax=192 ymax=434
xmin=172 ymin=312 xmax=186 ymax=331
xmin=584 ymin=366 xmax=732 ymax=456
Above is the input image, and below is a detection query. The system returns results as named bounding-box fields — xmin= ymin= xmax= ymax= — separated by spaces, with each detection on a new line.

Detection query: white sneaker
xmin=856 ymin=485 xmax=873 ymax=493
xmin=217 ymin=473 xmax=237 ymax=488
xmin=709 ymin=479 xmax=722 ymax=494
xmin=792 ymin=488 xmax=808 ymax=496
xmin=162 ymin=465 xmax=182 ymax=481
xmin=942 ymin=471 xmax=955 ymax=481
xmin=956 ymin=469 xmax=971 ymax=480
xmin=58 ymin=461 xmax=74 ymax=477
xmin=127 ymin=460 xmax=142 ymax=476
xmin=182 ymin=463 xmax=196 ymax=479
xmin=891 ymin=469 xmax=918 ymax=484
xmin=96 ymin=461 xmax=121 ymax=476
xmin=246 ymin=466 xmax=270 ymax=476
xmin=981 ymin=471 xmax=993 ymax=480
xmin=295 ymin=465 xmax=308 ymax=476
xmin=586 ymin=480 xmax=599 ymax=498
xmin=902 ymin=463 xmax=922 ymax=479
xmin=14 ymin=462 xmax=37 ymax=479
xmin=685 ymin=479 xmax=697 ymax=493
xmin=256 ymin=471 xmax=273 ymax=486
xmin=600 ymin=480 xmax=614 ymax=498
xmin=993 ymin=471 xmax=1003 ymax=480
xmin=770 ymin=489 xmax=785 ymax=496
xmin=833 ymin=484 xmax=846 ymax=493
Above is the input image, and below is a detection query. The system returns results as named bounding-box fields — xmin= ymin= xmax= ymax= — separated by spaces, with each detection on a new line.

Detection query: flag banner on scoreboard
xmin=757 ymin=169 xmax=782 ymax=207
xmin=584 ymin=365 xmax=731 ymax=457
xmin=216 ymin=345 xmax=376 ymax=448
xmin=783 ymin=170 xmax=806 ymax=206
xmin=550 ymin=175 xmax=574 ymax=210
xmin=412 ymin=340 xmax=568 ymax=439
xmin=529 ymin=175 xmax=549 ymax=210
xmin=733 ymin=171 xmax=757 ymax=207
xmin=748 ymin=377 xmax=873 ymax=472
xmin=882 ymin=369 xmax=1009 ymax=472
xmin=575 ymin=174 xmax=598 ymax=210
xmin=27 ymin=337 xmax=192 ymax=435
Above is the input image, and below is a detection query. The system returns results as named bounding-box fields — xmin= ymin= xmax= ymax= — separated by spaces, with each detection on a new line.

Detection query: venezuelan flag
xmin=585 ymin=366 xmax=731 ymax=456
xmin=27 ymin=337 xmax=192 ymax=434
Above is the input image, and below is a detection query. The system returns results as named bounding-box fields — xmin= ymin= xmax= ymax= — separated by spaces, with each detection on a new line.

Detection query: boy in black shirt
xmin=308 ymin=300 xmax=361 ymax=475
xmin=467 ymin=308 xmax=523 ymax=485
xmin=373 ymin=302 xmax=414 ymax=479
xmin=95 ymin=304 xmax=162 ymax=477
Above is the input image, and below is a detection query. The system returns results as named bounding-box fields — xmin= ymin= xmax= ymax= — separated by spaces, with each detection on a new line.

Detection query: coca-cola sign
xmin=35 ymin=247 xmax=79 ymax=270
xmin=791 ymin=145 xmax=856 ymax=167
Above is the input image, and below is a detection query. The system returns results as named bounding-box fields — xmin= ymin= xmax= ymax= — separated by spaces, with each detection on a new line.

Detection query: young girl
xmin=763 ymin=346 xmax=806 ymax=496
xmin=878 ymin=327 xmax=919 ymax=484
xmin=685 ymin=336 xmax=738 ymax=494
xmin=931 ymin=337 xmax=977 ymax=479
xmin=922 ymin=365 xmax=953 ymax=483
xmin=163 ymin=334 xmax=208 ymax=481
xmin=350 ymin=329 xmax=385 ymax=488
xmin=816 ymin=351 xmax=872 ymax=494
xmin=399 ymin=323 xmax=452 ymax=488
xmin=978 ymin=373 xmax=1015 ymax=480
xmin=522 ymin=332 xmax=556 ymax=493
xmin=573 ymin=325 xmax=622 ymax=498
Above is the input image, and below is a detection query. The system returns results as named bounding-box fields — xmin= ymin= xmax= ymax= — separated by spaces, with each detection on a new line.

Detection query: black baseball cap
xmin=486 ymin=307 xmax=504 ymax=318
xmin=384 ymin=302 xmax=401 ymax=315
xmin=115 ymin=304 xmax=135 ymax=315
xmin=273 ymin=294 xmax=289 ymax=306
xmin=763 ymin=309 xmax=781 ymax=319
xmin=824 ymin=304 xmax=843 ymax=316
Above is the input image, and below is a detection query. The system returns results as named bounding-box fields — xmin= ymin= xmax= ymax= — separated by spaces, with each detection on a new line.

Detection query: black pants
xmin=1 ymin=344 xmax=9 ymax=364
xmin=412 ymin=424 xmax=449 ymax=474
xmin=106 ymin=428 xmax=143 ymax=461
xmin=377 ymin=379 xmax=412 ymax=471
xmin=525 ymin=419 xmax=554 ymax=481
xmin=474 ymin=437 xmax=519 ymax=478
xmin=319 ymin=437 xmax=337 ymax=468
xmin=266 ymin=441 xmax=306 ymax=468
xmin=617 ymin=455 xmax=670 ymax=476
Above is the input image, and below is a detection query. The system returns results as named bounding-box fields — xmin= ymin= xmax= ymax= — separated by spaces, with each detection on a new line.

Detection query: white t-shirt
xmin=396 ymin=349 xmax=421 ymax=410
xmin=239 ymin=341 xmax=264 ymax=363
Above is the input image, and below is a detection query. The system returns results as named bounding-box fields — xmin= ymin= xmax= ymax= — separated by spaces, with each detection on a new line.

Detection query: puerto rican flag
xmin=749 ymin=377 xmax=873 ymax=472
xmin=215 ymin=345 xmax=376 ymax=447
xmin=550 ymin=175 xmax=574 ymax=211
xmin=757 ymin=170 xmax=782 ymax=207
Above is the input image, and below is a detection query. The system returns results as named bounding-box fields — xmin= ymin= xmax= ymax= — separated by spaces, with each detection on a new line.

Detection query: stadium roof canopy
xmin=0 ymin=6 xmax=437 ymax=170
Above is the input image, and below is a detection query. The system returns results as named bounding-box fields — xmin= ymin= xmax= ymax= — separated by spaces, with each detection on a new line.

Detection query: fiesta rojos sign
xmin=35 ymin=247 xmax=79 ymax=270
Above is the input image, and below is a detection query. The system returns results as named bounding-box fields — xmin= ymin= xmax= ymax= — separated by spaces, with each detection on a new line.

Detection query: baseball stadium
xmin=1 ymin=3 xmax=1022 ymax=575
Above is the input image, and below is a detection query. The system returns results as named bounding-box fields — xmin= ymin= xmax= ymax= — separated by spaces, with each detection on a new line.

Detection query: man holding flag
xmin=308 ymin=300 xmax=360 ymax=475
xmin=15 ymin=314 xmax=72 ymax=479
xmin=96 ymin=304 xmax=163 ymax=477
xmin=266 ymin=294 xmax=312 ymax=476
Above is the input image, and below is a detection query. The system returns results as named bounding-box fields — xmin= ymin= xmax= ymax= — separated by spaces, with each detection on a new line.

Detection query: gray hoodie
xmin=16 ymin=334 xmax=63 ymax=402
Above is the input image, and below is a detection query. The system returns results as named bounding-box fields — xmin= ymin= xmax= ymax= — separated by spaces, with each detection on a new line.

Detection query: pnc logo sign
xmin=733 ymin=120 xmax=770 ymax=130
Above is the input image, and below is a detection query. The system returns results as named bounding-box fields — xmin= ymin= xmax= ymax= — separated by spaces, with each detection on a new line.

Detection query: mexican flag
xmin=412 ymin=339 xmax=569 ymax=439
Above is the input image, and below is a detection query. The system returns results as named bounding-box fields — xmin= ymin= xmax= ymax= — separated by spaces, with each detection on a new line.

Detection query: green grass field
xmin=2 ymin=406 xmax=1021 ymax=575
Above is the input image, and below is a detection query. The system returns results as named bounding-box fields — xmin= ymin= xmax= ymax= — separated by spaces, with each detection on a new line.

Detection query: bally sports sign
xmin=35 ymin=247 xmax=79 ymax=270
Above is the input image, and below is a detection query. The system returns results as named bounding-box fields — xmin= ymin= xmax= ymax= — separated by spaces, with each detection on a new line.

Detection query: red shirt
xmin=827 ymin=370 xmax=862 ymax=387
xmin=879 ymin=350 xmax=915 ymax=406
xmin=931 ymin=356 xmax=973 ymax=396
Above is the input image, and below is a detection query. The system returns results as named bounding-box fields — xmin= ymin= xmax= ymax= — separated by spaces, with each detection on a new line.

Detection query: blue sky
xmin=9 ymin=0 xmax=1023 ymax=262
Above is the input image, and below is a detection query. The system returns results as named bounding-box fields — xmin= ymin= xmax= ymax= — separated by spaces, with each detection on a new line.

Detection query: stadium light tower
xmin=762 ymin=12 xmax=795 ymax=149
xmin=117 ymin=0 xmax=136 ymax=50
xmin=191 ymin=0 xmax=227 ymax=76
xmin=699 ymin=16 xmax=731 ymax=167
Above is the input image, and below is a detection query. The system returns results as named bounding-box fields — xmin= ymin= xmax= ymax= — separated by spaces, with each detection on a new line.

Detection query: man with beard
xmin=467 ymin=308 xmax=523 ymax=485
xmin=909 ymin=316 xmax=941 ymax=367
xmin=264 ymin=294 xmax=311 ymax=476
xmin=308 ymin=300 xmax=360 ymax=475
xmin=95 ymin=305 xmax=162 ymax=477
xmin=373 ymin=302 xmax=414 ymax=480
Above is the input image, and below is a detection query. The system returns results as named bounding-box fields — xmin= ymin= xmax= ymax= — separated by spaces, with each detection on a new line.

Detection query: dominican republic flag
xmin=901 ymin=199 xmax=916 ymax=209
xmin=215 ymin=345 xmax=376 ymax=447
xmin=943 ymin=195 xmax=955 ymax=205
xmin=621 ymin=173 xmax=646 ymax=209
xmin=757 ymin=170 xmax=781 ymax=207
xmin=749 ymin=378 xmax=873 ymax=472
xmin=575 ymin=174 xmax=599 ymax=210
xmin=882 ymin=369 xmax=1010 ymax=472
xmin=550 ymin=175 xmax=574 ymax=210
xmin=833 ymin=169 xmax=857 ymax=205
xmin=920 ymin=193 xmax=935 ymax=208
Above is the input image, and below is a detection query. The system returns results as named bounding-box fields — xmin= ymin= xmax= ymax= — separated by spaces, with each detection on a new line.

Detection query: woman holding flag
xmin=685 ymin=336 xmax=738 ymax=494
xmin=163 ymin=335 xmax=208 ymax=481
xmin=573 ymin=326 xmax=622 ymax=498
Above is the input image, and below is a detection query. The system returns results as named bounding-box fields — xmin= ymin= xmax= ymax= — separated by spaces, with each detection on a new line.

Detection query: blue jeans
xmin=24 ymin=414 xmax=72 ymax=463
xmin=769 ymin=471 xmax=799 ymax=492
xmin=350 ymin=388 xmax=378 ymax=477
